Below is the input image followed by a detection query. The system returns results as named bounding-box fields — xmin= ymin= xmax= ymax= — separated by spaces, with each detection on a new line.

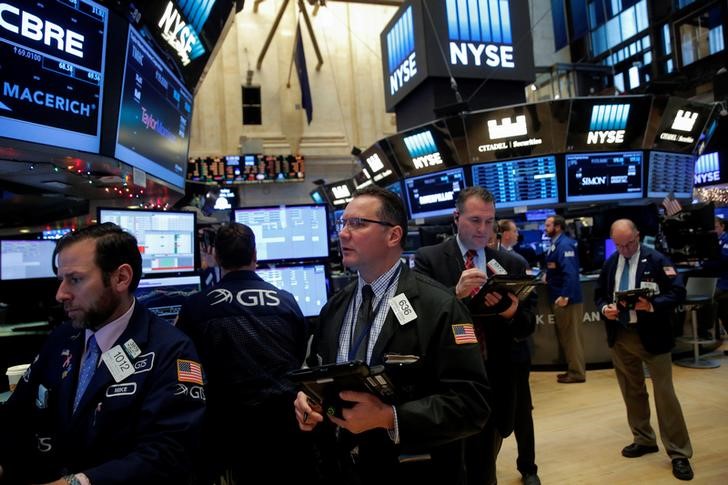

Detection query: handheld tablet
xmin=469 ymin=275 xmax=543 ymax=316
xmin=287 ymin=361 xmax=396 ymax=418
xmin=615 ymin=288 xmax=654 ymax=310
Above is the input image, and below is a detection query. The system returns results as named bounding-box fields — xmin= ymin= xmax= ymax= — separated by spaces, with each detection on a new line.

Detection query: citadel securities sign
xmin=381 ymin=0 xmax=534 ymax=112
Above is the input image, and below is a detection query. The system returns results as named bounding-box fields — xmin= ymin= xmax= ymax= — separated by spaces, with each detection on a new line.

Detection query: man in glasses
xmin=0 ymin=223 xmax=205 ymax=484
xmin=414 ymin=187 xmax=540 ymax=485
xmin=294 ymin=186 xmax=489 ymax=484
xmin=594 ymin=219 xmax=693 ymax=481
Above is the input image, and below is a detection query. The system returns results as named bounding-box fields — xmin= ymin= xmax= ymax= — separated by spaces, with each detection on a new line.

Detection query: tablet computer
xmin=615 ymin=287 xmax=653 ymax=310
xmin=287 ymin=361 xmax=396 ymax=418
xmin=469 ymin=275 xmax=543 ymax=316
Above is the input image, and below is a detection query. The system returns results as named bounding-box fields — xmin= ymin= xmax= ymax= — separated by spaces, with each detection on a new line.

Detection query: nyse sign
xmin=447 ymin=0 xmax=515 ymax=69
xmin=386 ymin=6 xmax=417 ymax=96
xmin=586 ymin=104 xmax=630 ymax=145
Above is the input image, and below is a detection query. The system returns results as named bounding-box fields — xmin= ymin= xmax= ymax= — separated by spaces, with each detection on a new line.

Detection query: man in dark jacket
xmin=594 ymin=218 xmax=693 ymax=481
xmin=0 ymin=223 xmax=205 ymax=484
xmin=176 ymin=222 xmax=314 ymax=483
xmin=294 ymin=186 xmax=489 ymax=485
xmin=415 ymin=188 xmax=540 ymax=485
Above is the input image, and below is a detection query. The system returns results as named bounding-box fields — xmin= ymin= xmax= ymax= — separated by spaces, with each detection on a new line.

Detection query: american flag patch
xmin=177 ymin=359 xmax=203 ymax=385
xmin=452 ymin=323 xmax=478 ymax=345
xmin=663 ymin=266 xmax=677 ymax=276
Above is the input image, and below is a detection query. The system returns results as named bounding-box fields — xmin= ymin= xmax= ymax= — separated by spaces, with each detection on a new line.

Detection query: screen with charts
xmin=233 ymin=205 xmax=329 ymax=262
xmin=565 ymin=151 xmax=643 ymax=203
xmin=647 ymin=151 xmax=695 ymax=198
xmin=0 ymin=240 xmax=56 ymax=280
xmin=115 ymin=26 xmax=193 ymax=189
xmin=471 ymin=156 xmax=558 ymax=209
xmin=257 ymin=264 xmax=328 ymax=317
xmin=0 ymin=0 xmax=108 ymax=152
xmin=135 ymin=275 xmax=201 ymax=323
xmin=403 ymin=167 xmax=465 ymax=219
xmin=98 ymin=209 xmax=196 ymax=274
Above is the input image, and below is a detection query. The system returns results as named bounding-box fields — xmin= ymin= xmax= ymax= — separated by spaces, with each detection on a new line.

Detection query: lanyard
xmin=347 ymin=264 xmax=402 ymax=362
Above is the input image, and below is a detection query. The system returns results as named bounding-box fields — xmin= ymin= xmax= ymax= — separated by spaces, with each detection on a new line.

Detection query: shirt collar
xmin=455 ymin=234 xmax=485 ymax=262
xmin=84 ymin=299 xmax=135 ymax=354
xmin=357 ymin=260 xmax=401 ymax=299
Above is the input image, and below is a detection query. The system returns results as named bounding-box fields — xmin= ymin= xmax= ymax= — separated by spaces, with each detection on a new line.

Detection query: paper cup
xmin=6 ymin=364 xmax=30 ymax=392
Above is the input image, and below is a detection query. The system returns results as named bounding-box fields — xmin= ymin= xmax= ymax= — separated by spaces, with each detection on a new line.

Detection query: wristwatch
xmin=63 ymin=474 xmax=82 ymax=485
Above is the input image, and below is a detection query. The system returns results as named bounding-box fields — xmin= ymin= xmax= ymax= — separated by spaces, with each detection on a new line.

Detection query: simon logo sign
xmin=386 ymin=6 xmax=416 ymax=96
xmin=587 ymin=104 xmax=630 ymax=144
xmin=404 ymin=131 xmax=443 ymax=169
xmin=446 ymin=0 xmax=514 ymax=68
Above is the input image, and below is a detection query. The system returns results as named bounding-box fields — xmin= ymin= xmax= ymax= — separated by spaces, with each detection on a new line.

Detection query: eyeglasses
xmin=615 ymin=238 xmax=638 ymax=250
xmin=336 ymin=217 xmax=394 ymax=232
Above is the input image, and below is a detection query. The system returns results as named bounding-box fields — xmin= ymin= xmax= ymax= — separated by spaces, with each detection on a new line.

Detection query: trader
xmin=293 ymin=186 xmax=489 ymax=484
xmin=594 ymin=219 xmax=693 ymax=481
xmin=177 ymin=222 xmax=314 ymax=483
xmin=415 ymin=188 xmax=540 ymax=485
xmin=0 ymin=223 xmax=205 ymax=484
xmin=544 ymin=215 xmax=586 ymax=383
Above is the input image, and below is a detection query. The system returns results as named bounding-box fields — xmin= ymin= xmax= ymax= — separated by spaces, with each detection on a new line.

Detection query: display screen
xmin=566 ymin=97 xmax=652 ymax=151
xmin=0 ymin=240 xmax=56 ymax=280
xmin=257 ymin=264 xmax=328 ymax=317
xmin=605 ymin=238 xmax=617 ymax=260
xmin=651 ymin=97 xmax=712 ymax=153
xmin=135 ymin=275 xmax=201 ymax=323
xmin=233 ymin=205 xmax=329 ymax=262
xmin=647 ymin=151 xmax=695 ymax=198
xmin=187 ymin=155 xmax=305 ymax=184
xmin=525 ymin=208 xmax=555 ymax=221
xmin=471 ymin=155 xmax=558 ymax=208
xmin=387 ymin=122 xmax=461 ymax=178
xmin=404 ymin=167 xmax=465 ymax=219
xmin=693 ymin=151 xmax=724 ymax=188
xmin=0 ymin=0 xmax=108 ymax=152
xmin=358 ymin=142 xmax=400 ymax=186
xmin=324 ymin=179 xmax=356 ymax=207
xmin=115 ymin=26 xmax=193 ymax=189
xmin=98 ymin=209 xmax=196 ymax=274
xmin=565 ymin=151 xmax=643 ymax=202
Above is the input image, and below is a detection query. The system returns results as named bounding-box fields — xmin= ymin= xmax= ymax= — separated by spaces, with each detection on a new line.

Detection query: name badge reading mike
xmin=389 ymin=293 xmax=417 ymax=325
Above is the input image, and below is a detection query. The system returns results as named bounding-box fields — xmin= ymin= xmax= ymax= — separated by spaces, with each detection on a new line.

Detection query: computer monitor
xmin=233 ymin=204 xmax=329 ymax=262
xmin=135 ymin=275 xmax=201 ymax=323
xmin=0 ymin=240 xmax=57 ymax=281
xmin=471 ymin=155 xmax=559 ymax=208
xmin=256 ymin=264 xmax=328 ymax=317
xmin=647 ymin=151 xmax=695 ymax=198
xmin=565 ymin=151 xmax=643 ymax=203
xmin=97 ymin=208 xmax=196 ymax=275
xmin=605 ymin=239 xmax=617 ymax=260
xmin=403 ymin=167 xmax=465 ymax=220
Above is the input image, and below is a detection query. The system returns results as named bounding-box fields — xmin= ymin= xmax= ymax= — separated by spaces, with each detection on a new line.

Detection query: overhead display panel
xmin=357 ymin=142 xmax=401 ymax=186
xmin=693 ymin=151 xmax=725 ymax=188
xmin=651 ymin=97 xmax=713 ymax=153
xmin=115 ymin=26 xmax=194 ymax=189
xmin=324 ymin=179 xmax=356 ymax=207
xmin=387 ymin=121 xmax=461 ymax=178
xmin=565 ymin=151 xmax=643 ymax=203
xmin=471 ymin=155 xmax=558 ymax=208
xmin=404 ymin=167 xmax=465 ymax=219
xmin=566 ymin=97 xmax=652 ymax=152
xmin=464 ymin=102 xmax=555 ymax=162
xmin=381 ymin=3 xmax=428 ymax=111
xmin=0 ymin=0 xmax=108 ymax=152
xmin=647 ymin=151 xmax=695 ymax=198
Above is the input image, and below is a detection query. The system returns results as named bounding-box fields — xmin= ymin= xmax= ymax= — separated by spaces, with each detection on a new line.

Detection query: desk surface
xmin=0 ymin=321 xmax=51 ymax=338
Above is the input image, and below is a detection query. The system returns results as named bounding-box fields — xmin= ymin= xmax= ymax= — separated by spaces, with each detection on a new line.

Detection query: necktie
xmin=464 ymin=250 xmax=480 ymax=297
xmin=351 ymin=285 xmax=374 ymax=362
xmin=618 ymin=258 xmax=631 ymax=326
xmin=74 ymin=335 xmax=100 ymax=412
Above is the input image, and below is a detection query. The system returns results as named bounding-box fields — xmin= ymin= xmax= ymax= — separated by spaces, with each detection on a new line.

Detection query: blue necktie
xmin=74 ymin=335 xmax=100 ymax=412
xmin=618 ymin=258 xmax=630 ymax=326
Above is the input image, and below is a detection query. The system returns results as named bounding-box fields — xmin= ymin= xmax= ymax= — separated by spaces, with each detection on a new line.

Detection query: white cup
xmin=6 ymin=364 xmax=30 ymax=392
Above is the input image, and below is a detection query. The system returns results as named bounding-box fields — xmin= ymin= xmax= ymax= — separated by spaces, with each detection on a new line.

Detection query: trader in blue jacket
xmin=0 ymin=223 xmax=205 ymax=484
xmin=593 ymin=219 xmax=693 ymax=481
xmin=544 ymin=215 xmax=586 ymax=383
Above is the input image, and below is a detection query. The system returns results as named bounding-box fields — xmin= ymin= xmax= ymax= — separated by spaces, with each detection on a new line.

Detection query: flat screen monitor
xmin=471 ymin=155 xmax=558 ymax=209
xmin=386 ymin=180 xmax=404 ymax=200
xmin=605 ymin=239 xmax=617 ymax=260
xmin=387 ymin=122 xmax=461 ymax=178
xmin=358 ymin=142 xmax=400 ymax=186
xmin=0 ymin=0 xmax=108 ymax=152
xmin=0 ymin=240 xmax=56 ymax=280
xmin=135 ymin=275 xmax=201 ymax=323
xmin=525 ymin=208 xmax=556 ymax=221
xmin=404 ymin=167 xmax=465 ymax=220
xmin=647 ymin=151 xmax=695 ymax=198
xmin=257 ymin=264 xmax=328 ymax=318
xmin=233 ymin=205 xmax=329 ymax=262
xmin=114 ymin=26 xmax=193 ymax=189
xmin=565 ymin=151 xmax=643 ymax=203
xmin=97 ymin=208 xmax=196 ymax=274
xmin=42 ymin=228 xmax=72 ymax=240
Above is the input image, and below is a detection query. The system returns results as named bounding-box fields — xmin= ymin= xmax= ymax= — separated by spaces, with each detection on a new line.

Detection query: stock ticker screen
xmin=471 ymin=155 xmax=558 ymax=208
xmin=0 ymin=0 xmax=108 ymax=152
xmin=115 ymin=26 xmax=193 ymax=189
xmin=403 ymin=167 xmax=465 ymax=220
xmin=565 ymin=151 xmax=643 ymax=203
xmin=257 ymin=264 xmax=328 ymax=317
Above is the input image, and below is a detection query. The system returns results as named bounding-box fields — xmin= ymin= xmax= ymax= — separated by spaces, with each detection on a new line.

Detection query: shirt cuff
xmin=387 ymin=405 xmax=400 ymax=444
xmin=77 ymin=473 xmax=91 ymax=485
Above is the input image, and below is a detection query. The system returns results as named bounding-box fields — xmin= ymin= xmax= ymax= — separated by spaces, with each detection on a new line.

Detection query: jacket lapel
xmin=321 ymin=284 xmax=354 ymax=362
xmin=445 ymin=238 xmax=465 ymax=284
xmin=58 ymin=331 xmax=85 ymax=420
xmin=371 ymin=266 xmax=418 ymax=364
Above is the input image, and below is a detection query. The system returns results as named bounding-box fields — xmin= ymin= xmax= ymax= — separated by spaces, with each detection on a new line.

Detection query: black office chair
xmin=675 ymin=277 xmax=721 ymax=369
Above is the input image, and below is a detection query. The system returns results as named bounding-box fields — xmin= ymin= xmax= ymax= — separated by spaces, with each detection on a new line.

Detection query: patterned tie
xmin=74 ymin=335 xmax=100 ymax=413
xmin=464 ymin=250 xmax=480 ymax=297
xmin=618 ymin=258 xmax=631 ymax=326
xmin=351 ymin=285 xmax=374 ymax=362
